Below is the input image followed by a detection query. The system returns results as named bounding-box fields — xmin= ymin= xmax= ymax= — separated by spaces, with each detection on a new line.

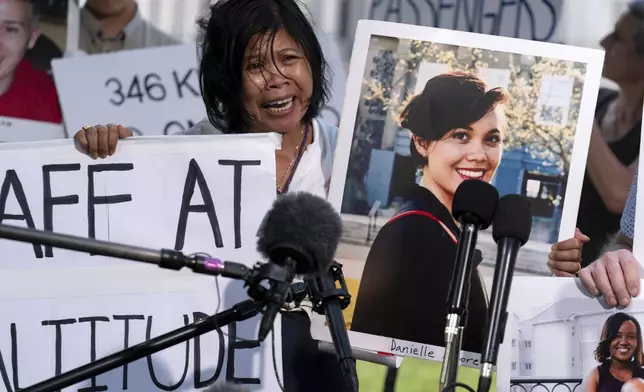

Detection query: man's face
xmin=85 ymin=0 xmax=134 ymax=18
xmin=0 ymin=0 xmax=38 ymax=82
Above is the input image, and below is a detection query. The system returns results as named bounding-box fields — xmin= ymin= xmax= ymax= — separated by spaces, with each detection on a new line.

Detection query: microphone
xmin=477 ymin=194 xmax=532 ymax=392
xmin=256 ymin=191 xmax=342 ymax=342
xmin=305 ymin=262 xmax=359 ymax=392
xmin=440 ymin=179 xmax=498 ymax=390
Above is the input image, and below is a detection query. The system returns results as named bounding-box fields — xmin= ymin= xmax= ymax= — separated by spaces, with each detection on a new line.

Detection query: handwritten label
xmin=367 ymin=0 xmax=562 ymax=42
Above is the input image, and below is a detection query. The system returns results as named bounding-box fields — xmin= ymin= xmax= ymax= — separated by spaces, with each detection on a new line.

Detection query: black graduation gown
xmin=350 ymin=185 xmax=488 ymax=353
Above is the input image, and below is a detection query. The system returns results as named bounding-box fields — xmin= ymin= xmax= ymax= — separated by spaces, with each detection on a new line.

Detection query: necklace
xmin=277 ymin=123 xmax=310 ymax=194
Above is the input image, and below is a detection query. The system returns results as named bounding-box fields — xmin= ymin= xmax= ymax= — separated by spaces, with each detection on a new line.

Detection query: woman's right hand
xmin=74 ymin=124 xmax=132 ymax=159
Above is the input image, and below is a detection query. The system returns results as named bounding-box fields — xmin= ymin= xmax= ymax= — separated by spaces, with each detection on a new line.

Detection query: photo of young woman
xmin=350 ymin=71 xmax=508 ymax=351
xmin=583 ymin=312 xmax=644 ymax=392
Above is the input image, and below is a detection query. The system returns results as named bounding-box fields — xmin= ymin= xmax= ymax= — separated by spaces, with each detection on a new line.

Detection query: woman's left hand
xmin=547 ymin=228 xmax=590 ymax=277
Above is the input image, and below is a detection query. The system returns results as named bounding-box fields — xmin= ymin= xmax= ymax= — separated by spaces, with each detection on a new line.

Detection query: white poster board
xmin=0 ymin=134 xmax=285 ymax=391
xmin=52 ymin=44 xmax=206 ymax=136
xmin=314 ymin=18 xmax=604 ymax=368
xmin=0 ymin=117 xmax=66 ymax=142
xmin=497 ymin=277 xmax=644 ymax=392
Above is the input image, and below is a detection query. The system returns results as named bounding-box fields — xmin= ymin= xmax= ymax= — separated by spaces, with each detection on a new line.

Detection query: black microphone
xmin=477 ymin=194 xmax=532 ymax=392
xmin=256 ymin=191 xmax=342 ymax=342
xmin=305 ymin=261 xmax=359 ymax=392
xmin=440 ymin=179 xmax=498 ymax=390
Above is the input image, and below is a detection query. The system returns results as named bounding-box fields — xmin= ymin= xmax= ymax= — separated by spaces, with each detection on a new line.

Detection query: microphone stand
xmin=0 ymin=223 xmax=294 ymax=392
xmin=290 ymin=261 xmax=358 ymax=392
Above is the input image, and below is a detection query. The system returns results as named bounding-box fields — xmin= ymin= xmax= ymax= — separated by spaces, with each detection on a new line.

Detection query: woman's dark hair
xmin=594 ymin=312 xmax=644 ymax=368
xmin=197 ymin=0 xmax=330 ymax=133
xmin=400 ymin=71 xmax=508 ymax=168
xmin=627 ymin=0 xmax=644 ymax=56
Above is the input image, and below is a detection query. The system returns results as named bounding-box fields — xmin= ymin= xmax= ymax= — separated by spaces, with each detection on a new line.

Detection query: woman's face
xmin=611 ymin=320 xmax=638 ymax=362
xmin=242 ymin=29 xmax=313 ymax=134
xmin=414 ymin=106 xmax=505 ymax=199
xmin=600 ymin=13 xmax=644 ymax=82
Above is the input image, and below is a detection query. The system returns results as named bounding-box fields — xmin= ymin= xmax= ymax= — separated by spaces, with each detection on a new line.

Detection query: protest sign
xmin=312 ymin=19 xmax=604 ymax=369
xmin=52 ymin=44 xmax=205 ymax=136
xmin=0 ymin=117 xmax=66 ymax=142
xmin=366 ymin=0 xmax=563 ymax=42
xmin=496 ymin=277 xmax=644 ymax=392
xmin=0 ymin=133 xmax=285 ymax=391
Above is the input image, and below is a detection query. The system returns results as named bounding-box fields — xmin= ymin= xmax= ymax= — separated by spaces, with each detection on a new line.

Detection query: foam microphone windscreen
xmin=256 ymin=191 xmax=342 ymax=276
xmin=452 ymin=179 xmax=499 ymax=230
xmin=204 ymin=383 xmax=249 ymax=392
xmin=492 ymin=194 xmax=532 ymax=245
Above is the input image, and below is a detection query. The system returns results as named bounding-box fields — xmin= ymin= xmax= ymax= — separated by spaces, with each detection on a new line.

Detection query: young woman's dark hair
xmin=197 ymin=0 xmax=330 ymax=133
xmin=400 ymin=71 xmax=509 ymax=167
xmin=594 ymin=312 xmax=644 ymax=368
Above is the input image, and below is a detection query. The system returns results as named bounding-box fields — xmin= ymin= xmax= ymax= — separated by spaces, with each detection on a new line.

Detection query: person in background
xmin=24 ymin=34 xmax=62 ymax=72
xmin=71 ymin=0 xmax=348 ymax=391
xmin=0 ymin=0 xmax=61 ymax=123
xmin=80 ymin=0 xmax=180 ymax=54
xmin=582 ymin=312 xmax=644 ymax=392
xmin=554 ymin=0 xmax=644 ymax=269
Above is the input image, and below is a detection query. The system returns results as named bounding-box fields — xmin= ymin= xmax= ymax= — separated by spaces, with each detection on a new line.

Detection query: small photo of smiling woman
xmin=582 ymin=312 xmax=644 ymax=392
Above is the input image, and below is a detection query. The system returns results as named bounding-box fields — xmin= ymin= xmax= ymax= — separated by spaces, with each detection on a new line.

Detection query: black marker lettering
xmin=0 ymin=323 xmax=20 ymax=392
xmin=127 ymin=75 xmax=145 ymax=103
xmin=105 ymin=77 xmax=125 ymax=106
xmin=0 ymin=170 xmax=43 ymax=258
xmin=384 ymin=0 xmax=402 ymax=23
xmin=87 ymin=164 xmax=134 ymax=241
xmin=421 ymin=0 xmax=438 ymax=26
xmin=146 ymin=315 xmax=190 ymax=390
xmin=454 ymin=0 xmax=482 ymax=32
xmin=144 ymin=73 xmax=167 ymax=102
xmin=226 ymin=322 xmax=261 ymax=384
xmin=173 ymin=69 xmax=199 ymax=98
xmin=192 ymin=312 xmax=225 ymax=388
xmin=77 ymin=317 xmax=110 ymax=392
xmin=175 ymin=159 xmax=223 ymax=250
xmin=113 ymin=315 xmax=145 ymax=390
xmin=42 ymin=164 xmax=81 ymax=257
xmin=42 ymin=318 xmax=76 ymax=391
xmin=436 ymin=0 xmax=454 ymax=27
xmin=534 ymin=0 xmax=558 ymax=41
xmin=218 ymin=160 xmax=260 ymax=248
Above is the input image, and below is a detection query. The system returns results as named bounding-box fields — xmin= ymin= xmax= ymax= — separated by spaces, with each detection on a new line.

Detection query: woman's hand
xmin=74 ymin=124 xmax=132 ymax=159
xmin=547 ymin=228 xmax=590 ymax=277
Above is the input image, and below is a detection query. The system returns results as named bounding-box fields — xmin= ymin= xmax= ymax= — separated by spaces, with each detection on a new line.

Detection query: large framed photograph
xmin=311 ymin=19 xmax=605 ymax=367
xmin=497 ymin=277 xmax=644 ymax=392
